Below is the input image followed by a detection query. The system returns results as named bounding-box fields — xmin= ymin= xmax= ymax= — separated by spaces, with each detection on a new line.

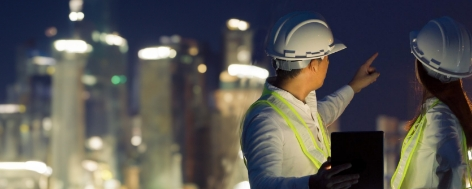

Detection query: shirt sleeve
xmin=424 ymin=107 xmax=467 ymax=189
xmin=315 ymin=85 xmax=354 ymax=126
xmin=241 ymin=106 xmax=310 ymax=189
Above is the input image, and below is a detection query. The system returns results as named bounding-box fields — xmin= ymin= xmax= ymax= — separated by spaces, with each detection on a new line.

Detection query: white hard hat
xmin=266 ymin=11 xmax=346 ymax=71
xmin=410 ymin=16 xmax=472 ymax=81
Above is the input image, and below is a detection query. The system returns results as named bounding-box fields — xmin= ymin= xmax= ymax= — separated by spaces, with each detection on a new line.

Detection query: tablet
xmin=331 ymin=131 xmax=384 ymax=189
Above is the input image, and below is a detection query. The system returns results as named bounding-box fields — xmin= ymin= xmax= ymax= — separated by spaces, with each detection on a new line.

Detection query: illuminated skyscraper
xmin=49 ymin=39 xmax=91 ymax=189
xmin=207 ymin=19 xmax=269 ymax=189
xmin=50 ymin=0 xmax=129 ymax=187
xmin=0 ymin=0 xmax=128 ymax=188
xmin=138 ymin=36 xmax=208 ymax=188
xmin=8 ymin=39 xmax=56 ymax=162
xmin=68 ymin=0 xmax=130 ymax=186
xmin=138 ymin=45 xmax=177 ymax=189
xmin=0 ymin=35 xmax=57 ymax=188
xmin=224 ymin=19 xmax=253 ymax=69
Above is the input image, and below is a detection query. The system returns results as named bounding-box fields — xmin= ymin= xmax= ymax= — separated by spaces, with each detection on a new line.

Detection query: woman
xmin=391 ymin=17 xmax=472 ymax=189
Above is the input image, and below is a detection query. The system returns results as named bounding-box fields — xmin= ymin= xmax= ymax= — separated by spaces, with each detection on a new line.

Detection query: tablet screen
xmin=331 ymin=131 xmax=384 ymax=189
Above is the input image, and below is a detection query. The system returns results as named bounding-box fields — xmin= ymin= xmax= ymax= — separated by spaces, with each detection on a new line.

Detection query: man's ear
xmin=309 ymin=59 xmax=320 ymax=73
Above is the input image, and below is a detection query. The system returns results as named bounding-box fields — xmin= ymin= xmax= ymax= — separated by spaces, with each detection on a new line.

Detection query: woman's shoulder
xmin=425 ymin=101 xmax=457 ymax=123
xmin=424 ymin=101 xmax=461 ymax=140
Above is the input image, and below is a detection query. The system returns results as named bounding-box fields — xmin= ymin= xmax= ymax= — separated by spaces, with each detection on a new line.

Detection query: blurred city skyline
xmin=2 ymin=0 xmax=472 ymax=132
xmin=1 ymin=0 xmax=472 ymax=188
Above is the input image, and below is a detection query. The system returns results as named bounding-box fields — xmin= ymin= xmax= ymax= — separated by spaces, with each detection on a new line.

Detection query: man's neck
xmin=272 ymin=78 xmax=312 ymax=103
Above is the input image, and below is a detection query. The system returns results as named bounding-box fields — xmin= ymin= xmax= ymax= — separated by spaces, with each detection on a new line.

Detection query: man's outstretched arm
xmin=316 ymin=53 xmax=380 ymax=126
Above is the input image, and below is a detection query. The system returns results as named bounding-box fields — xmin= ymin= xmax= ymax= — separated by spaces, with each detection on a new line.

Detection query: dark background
xmin=1 ymin=0 xmax=472 ymax=130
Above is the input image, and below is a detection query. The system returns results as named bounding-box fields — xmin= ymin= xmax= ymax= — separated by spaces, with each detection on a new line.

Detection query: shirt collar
xmin=265 ymin=77 xmax=318 ymax=112
xmin=424 ymin=97 xmax=439 ymax=108
xmin=419 ymin=97 xmax=441 ymax=114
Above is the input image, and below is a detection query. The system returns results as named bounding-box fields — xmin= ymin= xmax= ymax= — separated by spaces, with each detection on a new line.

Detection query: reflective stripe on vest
xmin=391 ymin=100 xmax=472 ymax=189
xmin=461 ymin=132 xmax=472 ymax=188
xmin=240 ymin=86 xmax=330 ymax=169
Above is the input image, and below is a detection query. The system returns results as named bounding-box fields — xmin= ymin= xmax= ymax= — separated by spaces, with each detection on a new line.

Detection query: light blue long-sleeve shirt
xmin=400 ymin=98 xmax=467 ymax=189
xmin=241 ymin=81 xmax=355 ymax=189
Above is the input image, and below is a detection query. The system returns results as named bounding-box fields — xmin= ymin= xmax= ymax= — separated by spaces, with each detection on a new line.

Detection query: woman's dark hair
xmin=407 ymin=59 xmax=472 ymax=148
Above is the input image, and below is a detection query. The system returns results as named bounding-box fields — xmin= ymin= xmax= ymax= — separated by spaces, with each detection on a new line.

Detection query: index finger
xmin=363 ymin=52 xmax=378 ymax=67
xmin=326 ymin=163 xmax=352 ymax=178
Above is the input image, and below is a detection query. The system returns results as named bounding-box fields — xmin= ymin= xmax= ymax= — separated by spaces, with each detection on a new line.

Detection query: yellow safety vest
xmin=240 ymin=86 xmax=331 ymax=169
xmin=391 ymin=100 xmax=472 ymax=189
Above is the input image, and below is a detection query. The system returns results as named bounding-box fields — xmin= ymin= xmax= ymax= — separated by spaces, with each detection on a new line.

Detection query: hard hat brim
xmin=266 ymin=38 xmax=346 ymax=61
xmin=410 ymin=31 xmax=472 ymax=78
xmin=327 ymin=38 xmax=347 ymax=56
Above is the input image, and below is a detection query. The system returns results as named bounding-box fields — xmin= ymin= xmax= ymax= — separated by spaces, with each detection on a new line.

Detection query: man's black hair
xmin=272 ymin=59 xmax=320 ymax=82
xmin=273 ymin=59 xmax=303 ymax=81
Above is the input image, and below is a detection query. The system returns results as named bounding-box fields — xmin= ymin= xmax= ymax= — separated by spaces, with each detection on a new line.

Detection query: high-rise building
xmin=8 ymin=39 xmax=56 ymax=163
xmin=0 ymin=37 xmax=56 ymax=189
xmin=223 ymin=19 xmax=253 ymax=69
xmin=68 ymin=0 xmax=130 ymax=186
xmin=81 ymin=31 xmax=129 ymax=186
xmin=209 ymin=85 xmax=263 ymax=189
xmin=49 ymin=39 xmax=91 ymax=189
xmin=138 ymin=46 xmax=178 ymax=188
xmin=0 ymin=106 xmax=27 ymax=161
xmin=138 ymin=36 xmax=208 ymax=188
xmin=168 ymin=37 xmax=208 ymax=188
xmin=0 ymin=1 xmax=128 ymax=188
xmin=207 ymin=18 xmax=269 ymax=189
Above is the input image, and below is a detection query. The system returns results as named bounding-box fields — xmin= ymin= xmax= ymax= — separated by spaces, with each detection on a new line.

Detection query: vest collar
xmin=423 ymin=97 xmax=440 ymax=110
xmin=265 ymin=77 xmax=318 ymax=112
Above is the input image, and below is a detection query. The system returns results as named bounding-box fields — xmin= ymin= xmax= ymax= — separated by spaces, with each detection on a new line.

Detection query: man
xmin=240 ymin=11 xmax=380 ymax=189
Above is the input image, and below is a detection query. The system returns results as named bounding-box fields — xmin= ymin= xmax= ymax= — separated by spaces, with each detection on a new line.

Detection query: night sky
xmin=1 ymin=0 xmax=472 ymax=131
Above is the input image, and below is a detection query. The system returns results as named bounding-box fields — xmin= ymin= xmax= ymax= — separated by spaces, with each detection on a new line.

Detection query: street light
xmin=42 ymin=117 xmax=52 ymax=131
xmin=227 ymin=18 xmax=250 ymax=31
xmin=197 ymin=64 xmax=207 ymax=73
xmin=87 ymin=136 xmax=103 ymax=150
xmin=131 ymin=136 xmax=142 ymax=146
xmin=228 ymin=64 xmax=269 ymax=79
xmin=138 ymin=46 xmax=177 ymax=60
xmin=0 ymin=104 xmax=26 ymax=114
xmin=104 ymin=34 xmax=125 ymax=46
xmin=82 ymin=75 xmax=98 ymax=86
xmin=32 ymin=56 xmax=56 ymax=66
xmin=188 ymin=46 xmax=199 ymax=56
xmin=81 ymin=160 xmax=98 ymax=172
xmin=69 ymin=12 xmax=84 ymax=21
xmin=54 ymin=40 xmax=92 ymax=53
xmin=0 ymin=161 xmax=53 ymax=176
